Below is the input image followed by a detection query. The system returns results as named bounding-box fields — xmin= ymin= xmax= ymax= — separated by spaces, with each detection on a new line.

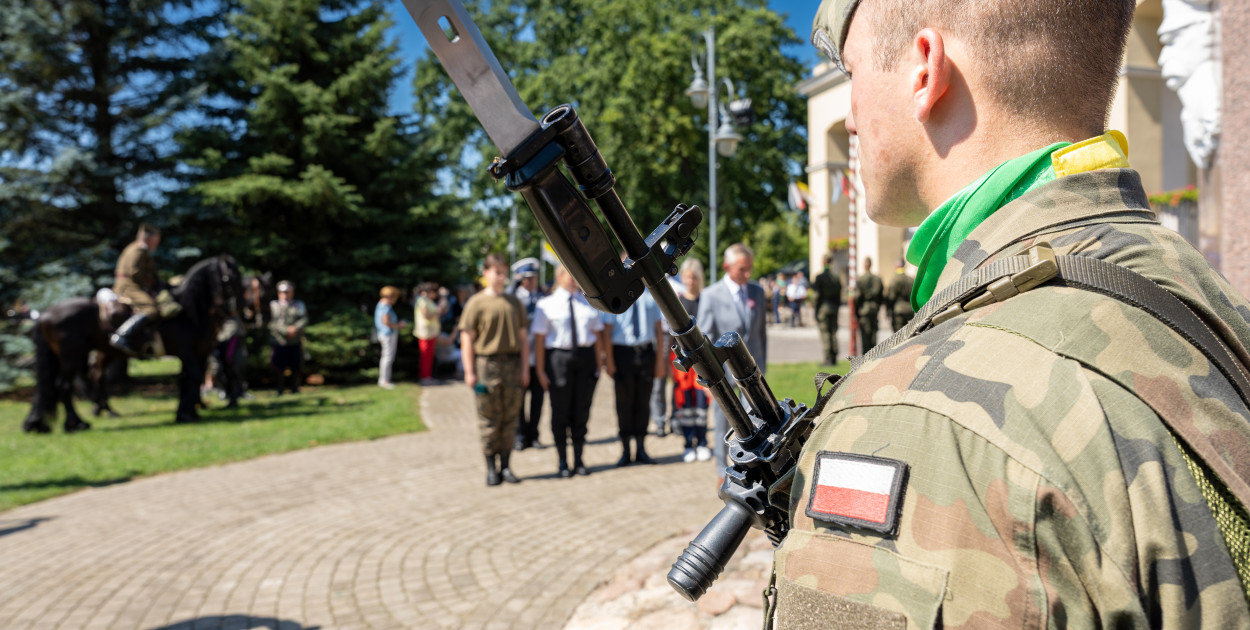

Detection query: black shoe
xmin=558 ymin=463 xmax=573 ymax=478
xmin=635 ymin=450 xmax=657 ymax=465
xmin=616 ymin=452 xmax=632 ymax=467
xmin=514 ymin=438 xmax=528 ymax=452
xmin=501 ymin=468 xmax=521 ymax=484
xmin=486 ymin=468 xmax=502 ymax=486
xmin=574 ymin=464 xmax=590 ymax=476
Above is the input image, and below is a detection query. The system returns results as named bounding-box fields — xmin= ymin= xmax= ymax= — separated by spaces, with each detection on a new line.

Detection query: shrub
xmin=302 ymin=310 xmax=375 ymax=378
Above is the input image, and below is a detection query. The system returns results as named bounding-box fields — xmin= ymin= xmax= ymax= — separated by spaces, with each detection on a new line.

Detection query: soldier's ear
xmin=910 ymin=28 xmax=949 ymax=124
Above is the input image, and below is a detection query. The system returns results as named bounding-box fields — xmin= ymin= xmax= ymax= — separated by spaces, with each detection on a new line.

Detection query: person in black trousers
xmin=508 ymin=258 xmax=546 ymax=450
xmin=603 ymin=289 xmax=666 ymax=466
xmin=532 ymin=265 xmax=606 ymax=478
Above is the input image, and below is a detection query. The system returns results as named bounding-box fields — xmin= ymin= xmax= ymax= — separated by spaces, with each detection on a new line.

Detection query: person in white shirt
xmin=532 ymin=264 xmax=608 ymax=478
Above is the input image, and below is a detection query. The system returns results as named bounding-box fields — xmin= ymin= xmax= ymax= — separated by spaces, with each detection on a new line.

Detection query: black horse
xmin=22 ymin=255 xmax=244 ymax=433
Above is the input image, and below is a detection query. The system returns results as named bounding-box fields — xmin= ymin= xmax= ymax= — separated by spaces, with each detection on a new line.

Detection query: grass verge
xmin=0 ymin=358 xmax=425 ymax=512
xmin=765 ymin=360 xmax=852 ymax=404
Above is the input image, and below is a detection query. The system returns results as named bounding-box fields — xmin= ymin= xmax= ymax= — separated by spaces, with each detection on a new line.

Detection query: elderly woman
xmin=375 ymin=286 xmax=408 ymax=389
xmin=672 ymin=258 xmax=711 ymax=462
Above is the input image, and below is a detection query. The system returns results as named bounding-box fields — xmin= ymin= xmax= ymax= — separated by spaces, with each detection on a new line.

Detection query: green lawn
xmin=0 ymin=358 xmax=425 ymax=512
xmin=0 ymin=358 xmax=842 ymax=513
xmin=765 ymin=360 xmax=852 ymax=405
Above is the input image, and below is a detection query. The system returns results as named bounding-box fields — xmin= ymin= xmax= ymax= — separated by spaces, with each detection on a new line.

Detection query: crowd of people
xmin=353 ymin=245 xmax=922 ymax=487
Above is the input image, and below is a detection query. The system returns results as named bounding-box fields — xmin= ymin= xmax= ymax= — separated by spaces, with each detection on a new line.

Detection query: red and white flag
xmin=806 ymin=452 xmax=908 ymax=534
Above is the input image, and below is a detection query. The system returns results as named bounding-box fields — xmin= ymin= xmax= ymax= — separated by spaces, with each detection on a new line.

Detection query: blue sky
xmin=384 ymin=0 xmax=822 ymax=114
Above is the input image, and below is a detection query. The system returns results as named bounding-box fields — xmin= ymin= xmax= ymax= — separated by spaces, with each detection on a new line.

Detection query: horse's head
xmin=212 ymin=255 xmax=245 ymax=319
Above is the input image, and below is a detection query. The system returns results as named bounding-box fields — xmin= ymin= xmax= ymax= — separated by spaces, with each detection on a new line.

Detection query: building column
xmin=1222 ymin=0 xmax=1250 ymax=295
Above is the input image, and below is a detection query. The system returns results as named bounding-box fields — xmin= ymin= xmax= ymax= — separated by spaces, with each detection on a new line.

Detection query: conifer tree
xmin=178 ymin=0 xmax=469 ymax=315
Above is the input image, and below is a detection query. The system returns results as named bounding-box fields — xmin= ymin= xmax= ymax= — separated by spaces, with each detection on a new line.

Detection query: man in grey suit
xmin=696 ymin=243 xmax=768 ymax=469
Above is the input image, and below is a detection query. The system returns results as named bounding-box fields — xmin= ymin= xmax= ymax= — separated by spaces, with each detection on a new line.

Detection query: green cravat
xmin=906 ymin=142 xmax=1070 ymax=311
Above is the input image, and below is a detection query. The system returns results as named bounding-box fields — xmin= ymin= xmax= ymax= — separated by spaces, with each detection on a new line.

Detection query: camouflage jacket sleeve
xmin=774 ymin=301 xmax=1246 ymax=629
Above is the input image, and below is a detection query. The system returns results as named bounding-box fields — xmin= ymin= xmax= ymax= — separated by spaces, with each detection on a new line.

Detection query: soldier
xmin=810 ymin=252 xmax=842 ymax=365
xmin=851 ymin=256 xmax=882 ymax=353
xmin=884 ymin=259 xmax=914 ymax=332
xmin=269 ymin=280 xmax=308 ymax=395
xmin=771 ymin=1 xmax=1250 ymax=627
xmin=461 ymin=253 xmax=530 ymax=486
xmin=109 ymin=223 xmax=163 ymax=356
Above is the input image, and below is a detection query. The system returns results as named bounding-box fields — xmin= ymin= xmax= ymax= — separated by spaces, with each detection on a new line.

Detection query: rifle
xmin=403 ymin=0 xmax=828 ymax=601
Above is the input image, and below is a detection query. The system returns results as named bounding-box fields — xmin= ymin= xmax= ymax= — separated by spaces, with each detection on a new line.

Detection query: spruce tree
xmin=0 ymin=0 xmax=215 ymax=306
xmin=179 ymin=0 xmax=468 ymax=316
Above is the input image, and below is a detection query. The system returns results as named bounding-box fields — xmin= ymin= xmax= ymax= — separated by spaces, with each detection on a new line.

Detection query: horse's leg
xmin=23 ymin=324 xmax=57 ymax=434
xmin=61 ymin=364 xmax=91 ymax=433
xmin=175 ymin=354 xmax=203 ymax=423
xmin=91 ymin=353 xmax=119 ymax=418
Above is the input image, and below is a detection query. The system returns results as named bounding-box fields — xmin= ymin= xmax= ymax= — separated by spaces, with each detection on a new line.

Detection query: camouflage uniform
xmin=812 ymin=268 xmax=842 ymax=364
xmin=853 ymin=271 xmax=882 ymax=353
xmin=773 ymin=169 xmax=1250 ymax=628
xmin=475 ymin=354 xmax=524 ymax=454
xmin=884 ymin=272 xmax=914 ymax=332
xmin=113 ymin=240 xmax=158 ymax=316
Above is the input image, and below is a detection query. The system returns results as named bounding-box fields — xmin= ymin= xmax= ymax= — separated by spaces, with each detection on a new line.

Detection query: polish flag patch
xmin=806 ymin=452 xmax=909 ymax=535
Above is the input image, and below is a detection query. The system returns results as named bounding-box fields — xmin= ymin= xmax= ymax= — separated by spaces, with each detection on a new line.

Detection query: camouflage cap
xmin=812 ymin=0 xmax=862 ymax=70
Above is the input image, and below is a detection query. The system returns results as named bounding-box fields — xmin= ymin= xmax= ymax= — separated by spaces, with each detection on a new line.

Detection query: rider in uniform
xmin=771 ymin=1 xmax=1250 ymax=627
xmin=110 ymin=223 xmax=162 ymax=356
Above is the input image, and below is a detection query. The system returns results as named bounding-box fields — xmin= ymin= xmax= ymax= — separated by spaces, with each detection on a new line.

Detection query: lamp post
xmin=686 ymin=24 xmax=746 ymax=283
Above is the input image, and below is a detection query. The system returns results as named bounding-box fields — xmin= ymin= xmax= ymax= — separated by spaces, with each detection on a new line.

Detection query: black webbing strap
xmin=854 ymin=248 xmax=1250 ymax=412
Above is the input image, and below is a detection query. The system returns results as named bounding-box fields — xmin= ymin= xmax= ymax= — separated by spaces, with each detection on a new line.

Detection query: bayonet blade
xmin=401 ymin=0 xmax=540 ymax=156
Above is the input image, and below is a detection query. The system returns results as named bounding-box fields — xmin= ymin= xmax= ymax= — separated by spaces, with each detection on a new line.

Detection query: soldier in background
xmin=884 ymin=259 xmax=914 ymax=332
xmin=269 ymin=280 xmax=307 ymax=395
xmin=109 ymin=224 xmax=163 ymax=356
xmin=852 ymin=256 xmax=882 ymax=353
xmin=810 ymin=252 xmax=842 ymax=365
xmin=773 ymin=0 xmax=1250 ymax=626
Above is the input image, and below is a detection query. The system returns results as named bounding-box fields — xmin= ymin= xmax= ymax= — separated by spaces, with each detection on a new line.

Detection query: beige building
xmin=798 ymin=0 xmax=1192 ymax=287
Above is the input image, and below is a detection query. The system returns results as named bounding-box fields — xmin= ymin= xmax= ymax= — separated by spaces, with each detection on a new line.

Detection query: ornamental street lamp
xmin=686 ymin=24 xmax=749 ymax=283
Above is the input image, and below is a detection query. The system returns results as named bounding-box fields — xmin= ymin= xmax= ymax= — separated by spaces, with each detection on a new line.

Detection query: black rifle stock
xmin=405 ymin=0 xmax=824 ymax=602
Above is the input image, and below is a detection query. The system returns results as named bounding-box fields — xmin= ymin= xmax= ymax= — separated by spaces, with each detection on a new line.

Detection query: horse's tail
xmin=28 ymin=322 xmax=60 ymax=417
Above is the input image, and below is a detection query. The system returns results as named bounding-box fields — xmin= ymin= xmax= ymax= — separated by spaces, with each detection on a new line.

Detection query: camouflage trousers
xmin=114 ymin=279 xmax=158 ymax=317
xmin=816 ymin=303 xmax=839 ymax=364
xmin=856 ymin=313 xmax=878 ymax=355
xmin=475 ymin=354 xmax=523 ymax=457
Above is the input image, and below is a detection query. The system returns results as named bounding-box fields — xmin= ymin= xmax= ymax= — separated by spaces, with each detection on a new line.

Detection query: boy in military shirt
xmin=460 ymin=253 xmax=530 ymax=486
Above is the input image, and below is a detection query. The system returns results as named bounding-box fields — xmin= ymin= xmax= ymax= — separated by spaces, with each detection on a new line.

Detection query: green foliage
xmin=0 ymin=320 xmax=34 ymax=392
xmin=413 ymin=0 xmax=808 ymax=265
xmin=0 ymin=0 xmax=216 ymax=305
xmin=0 ymin=358 xmax=426 ymax=511
xmin=302 ymin=310 xmax=374 ymax=376
xmin=1148 ymin=185 xmax=1199 ymax=207
xmin=748 ymin=211 xmax=809 ymax=277
xmin=176 ymin=0 xmax=473 ymax=316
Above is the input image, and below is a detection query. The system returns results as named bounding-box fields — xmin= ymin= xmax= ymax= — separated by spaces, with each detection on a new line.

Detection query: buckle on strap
xmin=931 ymin=243 xmax=1059 ymax=326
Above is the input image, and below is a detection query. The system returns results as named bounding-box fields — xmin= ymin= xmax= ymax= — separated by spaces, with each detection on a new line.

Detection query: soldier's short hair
xmin=137 ymin=223 xmax=160 ymax=238
xmin=866 ymin=0 xmax=1136 ymax=136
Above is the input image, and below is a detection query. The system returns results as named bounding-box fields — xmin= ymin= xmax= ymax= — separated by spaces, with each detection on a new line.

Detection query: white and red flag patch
xmin=805 ymin=451 xmax=909 ymax=535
